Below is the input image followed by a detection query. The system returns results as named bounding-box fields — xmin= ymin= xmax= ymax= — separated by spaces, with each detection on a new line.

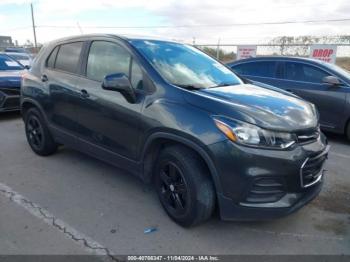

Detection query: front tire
xmin=25 ymin=108 xmax=58 ymax=156
xmin=155 ymin=145 xmax=215 ymax=227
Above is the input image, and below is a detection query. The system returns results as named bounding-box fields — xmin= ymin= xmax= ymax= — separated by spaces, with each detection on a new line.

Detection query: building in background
xmin=0 ymin=36 xmax=14 ymax=48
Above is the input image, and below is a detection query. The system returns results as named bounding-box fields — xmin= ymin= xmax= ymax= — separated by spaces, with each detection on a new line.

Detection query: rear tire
xmin=25 ymin=108 xmax=58 ymax=156
xmin=155 ymin=145 xmax=215 ymax=227
xmin=347 ymin=122 xmax=350 ymax=141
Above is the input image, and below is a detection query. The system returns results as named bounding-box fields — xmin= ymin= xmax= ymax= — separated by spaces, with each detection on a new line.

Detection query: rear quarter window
xmin=232 ymin=61 xmax=277 ymax=78
xmin=46 ymin=46 xmax=59 ymax=68
xmin=54 ymin=42 xmax=83 ymax=74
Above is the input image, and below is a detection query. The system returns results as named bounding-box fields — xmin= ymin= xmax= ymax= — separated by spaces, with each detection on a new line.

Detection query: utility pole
xmin=77 ymin=22 xmax=84 ymax=34
xmin=216 ymin=38 xmax=221 ymax=60
xmin=30 ymin=3 xmax=37 ymax=49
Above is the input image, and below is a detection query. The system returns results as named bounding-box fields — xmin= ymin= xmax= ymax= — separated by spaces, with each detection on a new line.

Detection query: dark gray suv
xmin=21 ymin=35 xmax=329 ymax=227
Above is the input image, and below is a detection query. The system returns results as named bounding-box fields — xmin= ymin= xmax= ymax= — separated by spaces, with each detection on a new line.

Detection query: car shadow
xmin=323 ymin=131 xmax=349 ymax=145
xmin=0 ymin=111 xmax=21 ymax=122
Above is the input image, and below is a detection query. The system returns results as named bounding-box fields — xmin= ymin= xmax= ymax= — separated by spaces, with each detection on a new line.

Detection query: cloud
xmin=0 ymin=0 xmax=349 ymax=45
xmin=147 ymin=0 xmax=350 ymax=43
xmin=0 ymin=0 xmax=30 ymax=4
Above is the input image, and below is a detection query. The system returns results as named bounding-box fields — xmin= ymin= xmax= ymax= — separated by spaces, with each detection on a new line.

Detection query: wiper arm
xmin=176 ymin=84 xmax=203 ymax=90
xmin=209 ymin=83 xmax=237 ymax=88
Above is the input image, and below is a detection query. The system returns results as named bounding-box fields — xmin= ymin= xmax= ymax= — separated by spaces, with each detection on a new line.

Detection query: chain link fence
xmin=195 ymin=44 xmax=350 ymax=70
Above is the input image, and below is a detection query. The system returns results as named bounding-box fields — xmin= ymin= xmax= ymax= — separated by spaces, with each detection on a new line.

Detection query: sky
xmin=0 ymin=0 xmax=350 ymax=46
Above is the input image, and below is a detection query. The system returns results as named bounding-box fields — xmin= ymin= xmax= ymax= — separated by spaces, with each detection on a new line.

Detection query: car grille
xmin=300 ymin=146 xmax=329 ymax=188
xmin=0 ymin=87 xmax=20 ymax=110
xmin=296 ymin=128 xmax=320 ymax=144
xmin=0 ymin=88 xmax=20 ymax=96
xmin=3 ymin=97 xmax=20 ymax=109
xmin=245 ymin=178 xmax=286 ymax=203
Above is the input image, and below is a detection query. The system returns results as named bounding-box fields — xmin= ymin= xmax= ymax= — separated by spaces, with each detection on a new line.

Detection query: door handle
xmin=41 ymin=74 xmax=48 ymax=82
xmin=80 ymin=89 xmax=90 ymax=98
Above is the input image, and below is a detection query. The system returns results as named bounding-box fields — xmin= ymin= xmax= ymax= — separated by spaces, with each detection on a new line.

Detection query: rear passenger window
xmin=285 ymin=62 xmax=330 ymax=83
xmin=232 ymin=61 xmax=277 ymax=78
xmin=55 ymin=42 xmax=83 ymax=74
xmin=46 ymin=46 xmax=59 ymax=68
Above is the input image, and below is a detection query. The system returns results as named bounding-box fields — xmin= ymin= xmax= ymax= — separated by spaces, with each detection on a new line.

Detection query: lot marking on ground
xmin=330 ymin=151 xmax=350 ymax=159
xmin=0 ymin=182 xmax=118 ymax=261
xmin=241 ymin=225 xmax=344 ymax=241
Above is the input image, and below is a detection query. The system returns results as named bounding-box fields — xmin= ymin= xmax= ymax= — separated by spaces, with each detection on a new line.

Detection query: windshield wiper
xmin=209 ymin=82 xmax=237 ymax=88
xmin=176 ymin=84 xmax=204 ymax=90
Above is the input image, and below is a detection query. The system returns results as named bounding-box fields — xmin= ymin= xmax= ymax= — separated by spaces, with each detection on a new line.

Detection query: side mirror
xmin=102 ymin=73 xmax=136 ymax=103
xmin=24 ymin=65 xmax=30 ymax=70
xmin=322 ymin=76 xmax=341 ymax=86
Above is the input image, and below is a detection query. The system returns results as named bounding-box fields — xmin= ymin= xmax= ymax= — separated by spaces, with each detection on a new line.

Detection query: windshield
xmin=130 ymin=40 xmax=242 ymax=89
xmin=0 ymin=55 xmax=24 ymax=70
xmin=7 ymin=53 xmax=29 ymax=61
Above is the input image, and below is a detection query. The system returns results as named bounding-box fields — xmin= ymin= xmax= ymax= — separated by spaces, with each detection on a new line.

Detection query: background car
xmin=0 ymin=53 xmax=24 ymax=112
xmin=227 ymin=57 xmax=350 ymax=140
xmin=3 ymin=52 xmax=32 ymax=67
xmin=4 ymin=47 xmax=30 ymax=54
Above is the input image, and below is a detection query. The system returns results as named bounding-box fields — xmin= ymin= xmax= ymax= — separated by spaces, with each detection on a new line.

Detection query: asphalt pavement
xmin=0 ymin=112 xmax=349 ymax=256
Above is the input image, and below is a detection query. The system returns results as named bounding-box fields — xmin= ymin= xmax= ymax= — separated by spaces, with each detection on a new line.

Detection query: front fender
xmin=141 ymin=131 xmax=223 ymax=194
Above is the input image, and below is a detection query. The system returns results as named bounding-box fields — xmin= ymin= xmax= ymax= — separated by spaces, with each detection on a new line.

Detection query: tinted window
xmin=0 ymin=55 xmax=23 ymax=70
xmin=87 ymin=41 xmax=131 ymax=82
xmin=55 ymin=42 xmax=83 ymax=73
xmin=285 ymin=62 xmax=330 ymax=83
xmin=46 ymin=46 xmax=59 ymax=68
xmin=232 ymin=61 xmax=277 ymax=77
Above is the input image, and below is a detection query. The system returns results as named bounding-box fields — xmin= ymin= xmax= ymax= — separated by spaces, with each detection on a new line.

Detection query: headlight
xmin=213 ymin=117 xmax=297 ymax=149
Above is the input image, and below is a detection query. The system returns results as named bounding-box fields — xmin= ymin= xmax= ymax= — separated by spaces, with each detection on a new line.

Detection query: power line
xmin=3 ymin=26 xmax=32 ymax=31
xmin=35 ymin=18 xmax=350 ymax=29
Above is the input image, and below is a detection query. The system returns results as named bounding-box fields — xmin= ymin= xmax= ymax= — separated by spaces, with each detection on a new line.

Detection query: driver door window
xmin=86 ymin=41 xmax=143 ymax=89
xmin=285 ymin=62 xmax=330 ymax=83
xmin=87 ymin=41 xmax=130 ymax=82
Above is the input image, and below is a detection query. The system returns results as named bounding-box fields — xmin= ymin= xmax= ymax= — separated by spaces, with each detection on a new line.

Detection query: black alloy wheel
xmin=159 ymin=161 xmax=189 ymax=216
xmin=26 ymin=114 xmax=44 ymax=151
xmin=24 ymin=108 xmax=58 ymax=156
xmin=155 ymin=145 xmax=215 ymax=227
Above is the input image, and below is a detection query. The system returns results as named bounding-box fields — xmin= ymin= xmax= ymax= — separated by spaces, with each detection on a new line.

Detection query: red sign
xmin=310 ymin=45 xmax=337 ymax=64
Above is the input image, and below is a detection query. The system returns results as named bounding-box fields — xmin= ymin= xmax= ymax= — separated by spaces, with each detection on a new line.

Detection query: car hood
xmin=183 ymin=84 xmax=318 ymax=132
xmin=0 ymin=70 xmax=22 ymax=88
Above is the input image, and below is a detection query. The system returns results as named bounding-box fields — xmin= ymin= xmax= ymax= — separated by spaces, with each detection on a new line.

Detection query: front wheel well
xmin=142 ymin=137 xmax=217 ymax=190
xmin=142 ymin=137 xmax=175 ymax=183
xmin=21 ymin=101 xmax=37 ymax=119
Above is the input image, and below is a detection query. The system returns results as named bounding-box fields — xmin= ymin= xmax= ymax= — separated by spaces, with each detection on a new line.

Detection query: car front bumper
xmin=207 ymin=133 xmax=329 ymax=221
xmin=0 ymin=88 xmax=20 ymax=112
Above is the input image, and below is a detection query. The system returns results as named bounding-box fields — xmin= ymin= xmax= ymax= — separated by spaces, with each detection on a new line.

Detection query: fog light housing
xmin=244 ymin=177 xmax=286 ymax=204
